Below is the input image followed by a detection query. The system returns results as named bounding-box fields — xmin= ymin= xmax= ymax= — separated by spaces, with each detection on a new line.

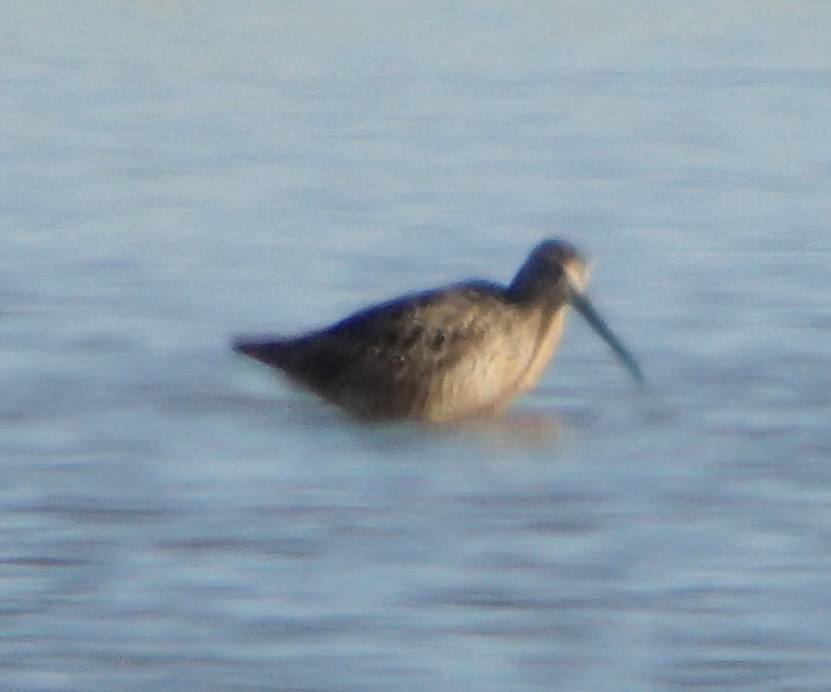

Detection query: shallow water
xmin=3 ymin=2 xmax=831 ymax=690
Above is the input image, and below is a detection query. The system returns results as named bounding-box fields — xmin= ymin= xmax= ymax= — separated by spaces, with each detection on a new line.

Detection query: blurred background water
xmin=2 ymin=1 xmax=831 ymax=690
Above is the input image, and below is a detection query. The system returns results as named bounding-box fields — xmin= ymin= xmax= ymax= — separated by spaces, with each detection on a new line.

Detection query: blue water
xmin=3 ymin=2 xmax=831 ymax=690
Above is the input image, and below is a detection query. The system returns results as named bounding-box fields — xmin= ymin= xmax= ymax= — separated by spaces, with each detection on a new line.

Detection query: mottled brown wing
xmin=324 ymin=283 xmax=507 ymax=363
xmin=235 ymin=282 xmax=521 ymax=417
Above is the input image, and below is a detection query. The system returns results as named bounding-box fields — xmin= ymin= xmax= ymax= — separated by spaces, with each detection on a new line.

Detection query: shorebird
xmin=234 ymin=239 xmax=643 ymax=422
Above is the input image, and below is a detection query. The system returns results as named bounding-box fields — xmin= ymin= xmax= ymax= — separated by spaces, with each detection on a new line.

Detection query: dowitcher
xmin=233 ymin=239 xmax=642 ymax=422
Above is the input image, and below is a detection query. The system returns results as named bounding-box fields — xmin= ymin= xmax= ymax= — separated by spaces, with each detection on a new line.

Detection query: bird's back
xmin=235 ymin=281 xmax=547 ymax=421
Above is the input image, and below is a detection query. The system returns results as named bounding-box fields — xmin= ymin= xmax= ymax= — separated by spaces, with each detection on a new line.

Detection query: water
xmin=3 ymin=2 xmax=831 ymax=689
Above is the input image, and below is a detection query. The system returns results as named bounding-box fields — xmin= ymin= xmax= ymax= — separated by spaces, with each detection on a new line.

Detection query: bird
xmin=233 ymin=239 xmax=643 ymax=422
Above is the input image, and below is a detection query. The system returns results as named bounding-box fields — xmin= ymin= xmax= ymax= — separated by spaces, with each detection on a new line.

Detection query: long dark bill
xmin=569 ymin=288 xmax=644 ymax=385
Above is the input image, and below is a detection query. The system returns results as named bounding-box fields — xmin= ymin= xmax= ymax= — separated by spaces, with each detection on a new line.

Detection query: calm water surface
xmin=3 ymin=2 xmax=831 ymax=690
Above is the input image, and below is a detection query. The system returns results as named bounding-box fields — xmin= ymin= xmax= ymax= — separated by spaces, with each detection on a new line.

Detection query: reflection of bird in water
xmin=234 ymin=239 xmax=643 ymax=422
